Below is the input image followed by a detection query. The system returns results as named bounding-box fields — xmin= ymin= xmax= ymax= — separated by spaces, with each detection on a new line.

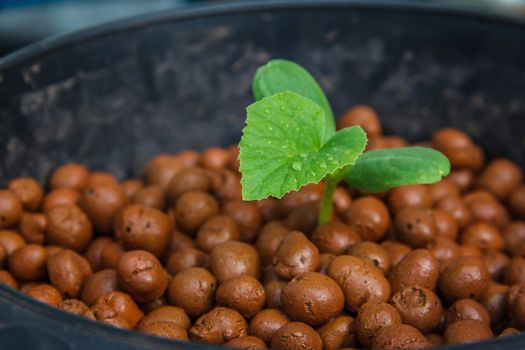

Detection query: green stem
xmin=318 ymin=176 xmax=338 ymax=225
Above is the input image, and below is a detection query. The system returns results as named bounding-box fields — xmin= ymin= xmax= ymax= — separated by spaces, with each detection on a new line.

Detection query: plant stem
xmin=318 ymin=176 xmax=338 ymax=225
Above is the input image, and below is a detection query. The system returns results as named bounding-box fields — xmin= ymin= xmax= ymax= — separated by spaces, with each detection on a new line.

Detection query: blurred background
xmin=1 ymin=0 xmax=525 ymax=57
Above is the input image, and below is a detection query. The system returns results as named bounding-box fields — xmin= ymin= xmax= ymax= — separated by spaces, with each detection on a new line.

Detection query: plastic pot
xmin=0 ymin=1 xmax=524 ymax=349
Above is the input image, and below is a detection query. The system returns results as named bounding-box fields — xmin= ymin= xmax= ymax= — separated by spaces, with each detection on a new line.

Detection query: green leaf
xmin=239 ymin=91 xmax=367 ymax=201
xmin=344 ymin=147 xmax=451 ymax=192
xmin=252 ymin=59 xmax=335 ymax=143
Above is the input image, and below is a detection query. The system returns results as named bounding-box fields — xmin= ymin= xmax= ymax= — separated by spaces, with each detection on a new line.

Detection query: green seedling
xmin=239 ymin=59 xmax=450 ymax=225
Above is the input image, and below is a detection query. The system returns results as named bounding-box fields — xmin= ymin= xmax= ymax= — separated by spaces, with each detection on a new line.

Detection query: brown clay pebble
xmin=264 ymin=280 xmax=286 ymax=309
xmin=45 ymin=204 xmax=93 ymax=252
xmin=480 ymin=282 xmax=508 ymax=327
xmin=80 ymin=183 xmax=126 ymax=234
xmin=483 ymin=251 xmax=510 ymax=281
xmin=114 ymin=204 xmax=171 ymax=257
xmin=460 ymin=222 xmax=504 ymax=252
xmin=432 ymin=208 xmax=458 ymax=240
xmin=430 ymin=179 xmax=460 ymax=204
xmin=337 ymin=105 xmax=382 ymax=136
xmin=381 ymin=240 xmax=412 ymax=266
xmin=144 ymin=155 xmax=184 ymax=190
xmin=87 ymin=171 xmax=119 ymax=187
xmin=130 ymin=185 xmax=165 ymax=211
xmin=355 ymin=301 xmax=401 ymax=347
xmin=391 ymin=286 xmax=442 ymax=334
xmin=510 ymin=186 xmax=525 ymax=219
xmin=18 ymin=213 xmax=47 ymax=245
xmin=503 ymin=221 xmax=525 ymax=257
xmin=165 ymin=248 xmax=208 ymax=275
xmin=444 ymin=319 xmax=494 ymax=344
xmin=281 ymin=272 xmax=343 ymax=326
xmin=100 ymin=242 xmax=125 ymax=270
xmin=8 ymin=177 xmax=43 ymax=212
xmin=83 ymin=237 xmax=113 ymax=272
xmin=500 ymin=328 xmax=520 ymax=337
xmin=327 ymin=255 xmax=391 ymax=312
xmin=477 ymin=159 xmax=522 ymax=200
xmin=81 ymin=269 xmax=118 ymax=306
xmin=504 ymin=257 xmax=525 ymax=285
xmin=317 ymin=253 xmax=336 ymax=274
xmin=91 ymin=291 xmax=144 ymax=328
xmin=165 ymin=230 xmax=196 ymax=256
xmin=507 ymin=284 xmax=525 ymax=329
xmin=196 ymin=215 xmax=240 ymax=253
xmin=255 ymin=222 xmax=289 ymax=266
xmin=216 ymin=275 xmax=266 ymax=318
xmin=371 ymin=324 xmax=430 ymax=350
xmin=388 ymin=249 xmax=440 ymax=293
xmin=189 ymin=306 xmax=248 ymax=344
xmin=175 ymin=191 xmax=220 ymax=234
xmin=465 ymin=196 xmax=509 ymax=229
xmin=333 ymin=187 xmax=352 ymax=215
xmin=285 ymin=202 xmax=321 ymax=236
xmin=140 ymin=321 xmax=189 ymax=341
xmin=448 ymin=169 xmax=476 ymax=193
xmin=50 ymin=163 xmax=89 ymax=191
xmin=312 ymin=222 xmax=362 ymax=255
xmin=223 ymin=200 xmax=262 ymax=242
xmin=225 ymin=336 xmax=266 ymax=349
xmin=117 ymin=250 xmax=168 ymax=303
xmin=0 ymin=190 xmax=23 ymax=228
xmin=437 ymin=196 xmax=471 ymax=229
xmin=140 ymin=296 xmax=167 ymax=314
xmin=0 ymin=230 xmax=26 ymax=256
xmin=166 ymin=167 xmax=210 ymax=202
xmin=8 ymin=244 xmax=48 ymax=281
xmin=348 ymin=242 xmax=391 ymax=273
xmin=137 ymin=305 xmax=191 ymax=331
xmin=167 ymin=267 xmax=216 ymax=318
xmin=273 ymin=231 xmax=319 ymax=280
xmin=317 ymin=315 xmax=356 ymax=350
xmin=395 ymin=208 xmax=436 ymax=248
xmin=208 ymin=169 xmax=243 ymax=203
xmin=24 ymin=283 xmax=63 ymax=306
xmin=58 ymin=299 xmax=95 ymax=319
xmin=445 ymin=298 xmax=490 ymax=327
xmin=439 ymin=256 xmax=490 ymax=302
xmin=42 ymin=188 xmax=80 ymax=213
xmin=250 ymin=309 xmax=289 ymax=345
xmin=47 ymin=249 xmax=92 ymax=298
xmin=0 ymin=270 xmax=18 ymax=289
xmin=388 ymin=185 xmax=432 ymax=215
xmin=345 ymin=196 xmax=390 ymax=242
xmin=0 ymin=245 xmax=5 ymax=268
xmin=121 ymin=179 xmax=143 ymax=200
xmin=200 ymin=147 xmax=230 ymax=170
xmin=209 ymin=241 xmax=260 ymax=283
xmin=270 ymin=322 xmax=322 ymax=350
xmin=427 ymin=237 xmax=461 ymax=273
xmin=175 ymin=150 xmax=200 ymax=167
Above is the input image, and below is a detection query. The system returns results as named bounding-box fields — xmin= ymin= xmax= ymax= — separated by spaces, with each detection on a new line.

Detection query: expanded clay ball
xmin=114 ymin=204 xmax=171 ymax=257
xmin=0 ymin=190 xmax=23 ymax=229
xmin=444 ymin=320 xmax=494 ymax=345
xmin=209 ymin=241 xmax=260 ymax=283
xmin=312 ymin=222 xmax=362 ymax=255
xmin=344 ymin=196 xmax=390 ymax=242
xmin=47 ymin=249 xmax=92 ymax=298
xmin=270 ymin=322 xmax=322 ymax=350
xmin=371 ymin=324 xmax=430 ymax=350
xmin=388 ymin=249 xmax=439 ymax=293
xmin=45 ymin=204 xmax=93 ymax=252
xmin=116 ymin=250 xmax=168 ymax=303
xmin=273 ymin=231 xmax=319 ymax=280
xmin=91 ymin=291 xmax=144 ymax=329
xmin=175 ymin=191 xmax=220 ymax=234
xmin=189 ymin=307 xmax=248 ymax=344
xmin=167 ymin=267 xmax=216 ymax=318
xmin=7 ymin=177 xmax=43 ymax=212
xmin=355 ymin=301 xmax=401 ymax=347
xmin=391 ymin=286 xmax=442 ymax=334
xmin=225 ymin=336 xmax=266 ymax=349
xmin=281 ymin=272 xmax=344 ymax=326
xmin=317 ymin=315 xmax=356 ymax=350
xmin=439 ymin=256 xmax=490 ymax=302
xmin=250 ymin=309 xmax=289 ymax=345
xmin=216 ymin=275 xmax=266 ymax=318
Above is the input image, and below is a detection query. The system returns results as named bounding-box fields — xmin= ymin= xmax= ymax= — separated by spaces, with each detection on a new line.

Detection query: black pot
xmin=0 ymin=1 xmax=524 ymax=349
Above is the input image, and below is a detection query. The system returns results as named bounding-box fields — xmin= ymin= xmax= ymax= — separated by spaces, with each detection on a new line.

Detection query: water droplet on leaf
xmin=319 ymin=162 xmax=327 ymax=169
xmin=264 ymin=108 xmax=270 ymax=114
xmin=291 ymin=162 xmax=303 ymax=171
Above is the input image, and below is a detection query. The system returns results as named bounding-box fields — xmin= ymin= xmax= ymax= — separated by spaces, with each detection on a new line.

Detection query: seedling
xmin=238 ymin=59 xmax=450 ymax=225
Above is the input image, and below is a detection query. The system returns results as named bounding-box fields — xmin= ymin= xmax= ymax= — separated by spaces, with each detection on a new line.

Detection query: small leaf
xmin=344 ymin=147 xmax=451 ymax=192
xmin=239 ymin=91 xmax=367 ymax=201
xmin=252 ymin=59 xmax=335 ymax=143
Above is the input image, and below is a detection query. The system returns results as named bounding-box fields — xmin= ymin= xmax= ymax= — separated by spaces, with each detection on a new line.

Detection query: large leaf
xmin=252 ymin=59 xmax=335 ymax=143
xmin=344 ymin=147 xmax=451 ymax=192
xmin=239 ymin=91 xmax=367 ymax=201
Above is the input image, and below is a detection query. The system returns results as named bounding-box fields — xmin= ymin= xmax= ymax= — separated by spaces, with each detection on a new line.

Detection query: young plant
xmin=238 ymin=59 xmax=450 ymax=225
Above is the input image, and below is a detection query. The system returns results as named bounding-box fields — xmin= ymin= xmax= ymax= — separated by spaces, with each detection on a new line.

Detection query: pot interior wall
xmin=1 ymin=6 xmax=525 ymax=186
